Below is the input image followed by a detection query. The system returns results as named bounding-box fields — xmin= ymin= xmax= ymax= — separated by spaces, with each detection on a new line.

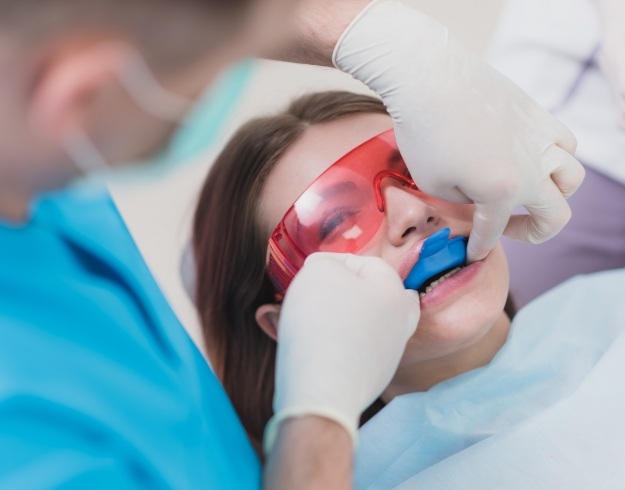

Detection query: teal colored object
xmin=403 ymin=228 xmax=467 ymax=291
xmin=0 ymin=188 xmax=261 ymax=489
xmin=165 ymin=60 xmax=254 ymax=164
xmin=96 ymin=60 xmax=254 ymax=186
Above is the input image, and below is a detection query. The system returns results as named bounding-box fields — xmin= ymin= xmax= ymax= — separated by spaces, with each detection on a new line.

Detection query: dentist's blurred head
xmin=0 ymin=0 xmax=294 ymax=218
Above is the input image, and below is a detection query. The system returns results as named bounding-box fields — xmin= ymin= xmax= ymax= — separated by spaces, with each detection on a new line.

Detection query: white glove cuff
xmin=263 ymin=407 xmax=358 ymax=456
xmin=333 ymin=0 xmax=451 ymax=104
xmin=331 ymin=0 xmax=385 ymax=69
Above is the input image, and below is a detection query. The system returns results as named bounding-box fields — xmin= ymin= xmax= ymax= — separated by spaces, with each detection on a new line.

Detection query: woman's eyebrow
xmin=318 ymin=180 xmax=360 ymax=199
xmin=311 ymin=150 xmax=403 ymax=203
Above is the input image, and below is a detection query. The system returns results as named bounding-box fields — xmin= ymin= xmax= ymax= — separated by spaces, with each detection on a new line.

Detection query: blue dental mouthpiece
xmin=403 ymin=228 xmax=467 ymax=291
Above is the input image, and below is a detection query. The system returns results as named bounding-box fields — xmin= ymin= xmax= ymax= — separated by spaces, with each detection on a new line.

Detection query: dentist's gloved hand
xmin=596 ymin=0 xmax=625 ymax=127
xmin=334 ymin=0 xmax=584 ymax=262
xmin=263 ymin=253 xmax=420 ymax=453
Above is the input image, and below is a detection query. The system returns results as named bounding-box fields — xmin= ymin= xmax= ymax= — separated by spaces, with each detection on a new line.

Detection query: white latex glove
xmin=263 ymin=253 xmax=420 ymax=453
xmin=596 ymin=0 xmax=625 ymax=127
xmin=334 ymin=0 xmax=585 ymax=261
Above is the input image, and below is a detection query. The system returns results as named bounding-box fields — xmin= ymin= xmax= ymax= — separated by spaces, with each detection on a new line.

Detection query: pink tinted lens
xmin=268 ymin=129 xmax=404 ymax=292
xmin=282 ymin=168 xmax=383 ymax=255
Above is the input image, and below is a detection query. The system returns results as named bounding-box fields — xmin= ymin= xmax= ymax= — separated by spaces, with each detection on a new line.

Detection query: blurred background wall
xmin=110 ymin=0 xmax=504 ymax=354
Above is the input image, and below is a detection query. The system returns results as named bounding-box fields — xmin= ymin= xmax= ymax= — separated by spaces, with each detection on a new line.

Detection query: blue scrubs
xmin=0 ymin=187 xmax=261 ymax=489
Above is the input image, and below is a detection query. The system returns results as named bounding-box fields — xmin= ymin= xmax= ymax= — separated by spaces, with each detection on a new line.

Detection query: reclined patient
xmin=191 ymin=91 xmax=625 ymax=487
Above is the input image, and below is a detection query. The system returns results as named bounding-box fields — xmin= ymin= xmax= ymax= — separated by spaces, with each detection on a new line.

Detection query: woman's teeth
xmin=418 ymin=267 xmax=463 ymax=300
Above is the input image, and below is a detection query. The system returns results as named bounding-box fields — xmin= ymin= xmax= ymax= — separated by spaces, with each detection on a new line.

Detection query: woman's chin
xmin=407 ymin=296 xmax=508 ymax=362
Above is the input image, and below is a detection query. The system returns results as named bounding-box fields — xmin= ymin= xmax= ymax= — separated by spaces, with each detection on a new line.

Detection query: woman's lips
xmin=419 ymin=259 xmax=485 ymax=309
xmin=399 ymin=240 xmax=425 ymax=282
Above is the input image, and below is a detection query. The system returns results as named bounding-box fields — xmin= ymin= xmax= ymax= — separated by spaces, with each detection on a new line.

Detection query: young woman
xmin=191 ymin=91 xmax=625 ymax=486
xmin=192 ymin=91 xmax=516 ymax=453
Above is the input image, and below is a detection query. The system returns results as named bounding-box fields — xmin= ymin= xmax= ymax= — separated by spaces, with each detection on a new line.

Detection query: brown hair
xmin=192 ymin=90 xmax=517 ymax=454
xmin=192 ymin=91 xmax=388 ymax=453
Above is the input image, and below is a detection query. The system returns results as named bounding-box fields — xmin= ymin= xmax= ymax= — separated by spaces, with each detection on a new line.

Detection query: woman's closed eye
xmin=318 ymin=208 xmax=361 ymax=242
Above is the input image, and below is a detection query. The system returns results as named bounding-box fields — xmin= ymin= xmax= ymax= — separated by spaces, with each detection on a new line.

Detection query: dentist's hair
xmin=193 ymin=91 xmax=389 ymax=454
xmin=0 ymin=0 xmax=255 ymax=67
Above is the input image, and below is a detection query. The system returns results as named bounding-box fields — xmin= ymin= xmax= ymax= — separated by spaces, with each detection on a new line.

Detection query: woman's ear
xmin=255 ymin=304 xmax=282 ymax=342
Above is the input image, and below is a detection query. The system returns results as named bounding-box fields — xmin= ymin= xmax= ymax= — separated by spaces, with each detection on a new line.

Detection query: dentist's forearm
xmin=263 ymin=416 xmax=352 ymax=490
xmin=266 ymin=0 xmax=372 ymax=66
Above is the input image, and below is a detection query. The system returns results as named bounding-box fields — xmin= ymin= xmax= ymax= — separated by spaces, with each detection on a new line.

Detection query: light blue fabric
xmin=398 ymin=327 xmax=625 ymax=489
xmin=0 ymin=187 xmax=261 ymax=489
xmin=355 ymin=269 xmax=625 ymax=489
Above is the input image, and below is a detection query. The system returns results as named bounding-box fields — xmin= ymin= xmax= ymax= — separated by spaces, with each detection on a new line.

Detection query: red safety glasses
xmin=267 ymin=128 xmax=417 ymax=293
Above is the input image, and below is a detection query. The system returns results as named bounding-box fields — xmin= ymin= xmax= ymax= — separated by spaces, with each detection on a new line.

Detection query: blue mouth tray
xmin=403 ymin=228 xmax=467 ymax=291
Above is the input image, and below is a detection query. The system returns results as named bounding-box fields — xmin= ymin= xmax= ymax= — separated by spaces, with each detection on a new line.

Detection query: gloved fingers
xmin=403 ymin=290 xmax=421 ymax=332
xmin=529 ymin=98 xmax=577 ymax=154
xmin=416 ymin=180 xmax=472 ymax=205
xmin=304 ymin=251 xmax=350 ymax=267
xmin=504 ymin=183 xmax=572 ymax=243
xmin=325 ymin=255 xmax=421 ymax=325
xmin=344 ymin=254 xmax=402 ymax=282
xmin=308 ymin=252 xmax=403 ymax=283
xmin=543 ymin=144 xmax=585 ymax=199
xmin=552 ymin=119 xmax=578 ymax=155
xmin=404 ymin=288 xmax=420 ymax=304
xmin=301 ymin=253 xmax=420 ymax=331
xmin=466 ymin=201 xmax=513 ymax=263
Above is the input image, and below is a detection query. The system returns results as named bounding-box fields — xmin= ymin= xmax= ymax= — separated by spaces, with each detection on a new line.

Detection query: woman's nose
xmin=383 ymin=184 xmax=439 ymax=246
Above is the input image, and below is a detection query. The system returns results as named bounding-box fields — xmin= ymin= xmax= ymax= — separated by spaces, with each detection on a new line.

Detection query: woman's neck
xmin=381 ymin=312 xmax=511 ymax=401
